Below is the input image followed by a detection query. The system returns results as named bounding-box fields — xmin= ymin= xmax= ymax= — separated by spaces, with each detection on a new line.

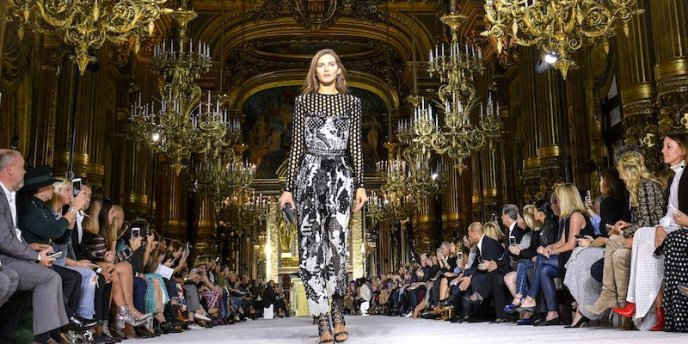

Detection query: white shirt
xmin=477 ymin=234 xmax=486 ymax=255
xmin=76 ymin=211 xmax=85 ymax=243
xmin=659 ymin=161 xmax=685 ymax=233
xmin=508 ymin=221 xmax=517 ymax=238
xmin=0 ymin=181 xmax=20 ymax=241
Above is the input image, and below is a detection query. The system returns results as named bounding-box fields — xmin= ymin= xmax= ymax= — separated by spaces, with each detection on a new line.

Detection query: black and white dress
xmin=285 ymin=92 xmax=363 ymax=316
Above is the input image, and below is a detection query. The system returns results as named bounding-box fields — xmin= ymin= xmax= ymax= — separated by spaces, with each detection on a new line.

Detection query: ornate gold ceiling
xmin=168 ymin=1 xmax=493 ymax=109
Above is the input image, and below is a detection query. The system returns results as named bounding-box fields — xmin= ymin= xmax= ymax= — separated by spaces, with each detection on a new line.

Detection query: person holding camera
xmin=16 ymin=165 xmax=99 ymax=341
xmin=0 ymin=150 xmax=72 ymax=344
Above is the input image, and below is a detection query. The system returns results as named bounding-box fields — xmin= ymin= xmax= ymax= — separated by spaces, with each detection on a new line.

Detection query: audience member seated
xmin=0 ymin=150 xmax=72 ymax=343
xmin=586 ymin=151 xmax=665 ymax=324
xmin=461 ymin=222 xmax=510 ymax=323
xmin=566 ymin=167 xmax=629 ymax=328
xmin=618 ymin=134 xmax=687 ymax=331
xmin=518 ymin=183 xmax=594 ymax=326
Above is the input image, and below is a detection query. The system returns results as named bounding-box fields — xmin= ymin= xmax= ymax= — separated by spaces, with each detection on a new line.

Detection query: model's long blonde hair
xmin=617 ymin=150 xmax=662 ymax=207
xmin=555 ymin=183 xmax=587 ymax=219
xmin=302 ymin=49 xmax=348 ymax=95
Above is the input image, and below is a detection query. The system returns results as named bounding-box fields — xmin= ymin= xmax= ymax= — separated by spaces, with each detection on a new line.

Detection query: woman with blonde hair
xmin=586 ymin=150 xmax=665 ymax=321
xmin=278 ymin=48 xmax=367 ymax=344
xmin=483 ymin=221 xmax=505 ymax=242
xmin=503 ymin=205 xmax=538 ymax=314
xmin=518 ymin=183 xmax=594 ymax=325
xmin=614 ymin=136 xmax=685 ymax=331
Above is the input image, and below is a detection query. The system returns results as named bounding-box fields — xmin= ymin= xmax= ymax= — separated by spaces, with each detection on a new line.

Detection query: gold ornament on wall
xmin=6 ymin=0 xmax=172 ymax=74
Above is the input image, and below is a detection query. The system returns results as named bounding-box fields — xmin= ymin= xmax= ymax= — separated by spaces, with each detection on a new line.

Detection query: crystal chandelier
xmin=191 ymin=145 xmax=254 ymax=212
xmin=219 ymin=189 xmax=270 ymax=229
xmin=482 ymin=0 xmax=643 ymax=79
xmin=126 ymin=3 xmax=233 ymax=174
xmin=7 ymin=0 xmax=171 ymax=74
xmin=403 ymin=0 xmax=502 ymax=174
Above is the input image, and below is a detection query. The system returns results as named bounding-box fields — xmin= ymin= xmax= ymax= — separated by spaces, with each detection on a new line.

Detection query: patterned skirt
xmin=663 ymin=228 xmax=688 ymax=332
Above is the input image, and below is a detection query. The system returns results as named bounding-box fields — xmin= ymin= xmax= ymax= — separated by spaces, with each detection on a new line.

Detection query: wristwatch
xmin=67 ymin=207 xmax=78 ymax=215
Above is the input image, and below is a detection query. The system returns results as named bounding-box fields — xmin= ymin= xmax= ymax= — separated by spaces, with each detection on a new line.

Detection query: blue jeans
xmin=516 ymin=260 xmax=536 ymax=297
xmin=64 ymin=265 xmax=97 ymax=319
xmin=527 ymin=255 xmax=560 ymax=311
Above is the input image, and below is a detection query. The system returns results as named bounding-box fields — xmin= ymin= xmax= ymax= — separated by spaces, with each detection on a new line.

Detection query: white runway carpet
xmin=138 ymin=316 xmax=686 ymax=344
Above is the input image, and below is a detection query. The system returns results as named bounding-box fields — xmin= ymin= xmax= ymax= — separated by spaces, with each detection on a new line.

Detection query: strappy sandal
xmin=317 ymin=314 xmax=334 ymax=344
xmin=332 ymin=301 xmax=348 ymax=342
xmin=332 ymin=311 xmax=349 ymax=342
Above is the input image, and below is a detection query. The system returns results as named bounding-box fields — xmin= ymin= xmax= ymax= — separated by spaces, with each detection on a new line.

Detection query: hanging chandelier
xmin=403 ymin=0 xmax=502 ymax=174
xmin=6 ymin=0 xmax=171 ymax=74
xmin=482 ymin=0 xmax=644 ymax=79
xmin=126 ymin=3 xmax=237 ymax=175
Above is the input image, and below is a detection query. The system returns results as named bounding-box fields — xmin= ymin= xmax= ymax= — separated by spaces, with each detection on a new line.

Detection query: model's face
xmin=315 ymin=54 xmax=340 ymax=86
xmin=662 ymin=136 xmax=685 ymax=166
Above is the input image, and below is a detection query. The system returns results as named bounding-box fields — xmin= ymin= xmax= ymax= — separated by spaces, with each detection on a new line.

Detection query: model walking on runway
xmin=279 ymin=49 xmax=368 ymax=344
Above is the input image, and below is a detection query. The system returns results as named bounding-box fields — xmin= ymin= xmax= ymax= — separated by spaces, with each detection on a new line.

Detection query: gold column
xmin=195 ymin=196 xmax=215 ymax=254
xmin=518 ymin=47 xmax=542 ymax=202
xmin=534 ymin=60 xmax=566 ymax=192
xmin=28 ymin=40 xmax=61 ymax=166
xmin=350 ymin=207 xmax=364 ymax=279
xmin=124 ymin=142 xmax=150 ymax=217
xmin=413 ymin=197 xmax=435 ymax=255
xmin=443 ymin=163 xmax=463 ymax=230
xmin=162 ymin=166 xmax=187 ymax=240
xmin=53 ymin=65 xmax=89 ymax=177
xmin=651 ymin=0 xmax=688 ymax=135
xmin=616 ymin=0 xmax=659 ymax=164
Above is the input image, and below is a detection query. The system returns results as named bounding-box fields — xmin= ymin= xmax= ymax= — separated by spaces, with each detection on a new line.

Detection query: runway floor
xmin=137 ymin=316 xmax=686 ymax=343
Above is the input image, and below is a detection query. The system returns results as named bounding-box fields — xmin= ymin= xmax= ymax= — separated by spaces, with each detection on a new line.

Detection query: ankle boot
xmin=650 ymin=308 xmax=665 ymax=331
xmin=586 ymin=290 xmax=617 ymax=315
xmin=612 ymin=302 xmax=636 ymax=318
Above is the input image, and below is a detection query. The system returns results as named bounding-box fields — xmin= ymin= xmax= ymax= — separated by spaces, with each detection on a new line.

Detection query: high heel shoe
xmin=650 ymin=307 xmax=665 ymax=331
xmin=115 ymin=306 xmax=149 ymax=330
xmin=331 ymin=298 xmax=348 ymax=343
xmin=612 ymin=302 xmax=636 ymax=318
xmin=504 ymin=297 xmax=524 ymax=314
xmin=317 ymin=314 xmax=334 ymax=344
xmin=565 ymin=316 xmax=589 ymax=328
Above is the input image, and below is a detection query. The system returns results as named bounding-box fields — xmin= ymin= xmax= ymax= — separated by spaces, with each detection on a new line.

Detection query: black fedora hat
xmin=22 ymin=165 xmax=59 ymax=190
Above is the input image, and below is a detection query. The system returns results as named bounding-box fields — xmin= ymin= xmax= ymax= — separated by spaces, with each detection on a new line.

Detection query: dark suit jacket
xmin=71 ymin=226 xmax=95 ymax=261
xmin=667 ymin=170 xmax=688 ymax=214
xmin=504 ymin=223 xmax=526 ymax=247
xmin=465 ymin=235 xmax=507 ymax=276
xmin=0 ymin=188 xmax=38 ymax=262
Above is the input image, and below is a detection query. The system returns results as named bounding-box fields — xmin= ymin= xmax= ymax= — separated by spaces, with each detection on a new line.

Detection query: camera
xmin=72 ymin=178 xmax=82 ymax=197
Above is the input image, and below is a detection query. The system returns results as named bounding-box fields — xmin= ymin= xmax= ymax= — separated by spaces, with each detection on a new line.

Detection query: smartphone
xmin=457 ymin=252 xmax=464 ymax=261
xmin=491 ymin=212 xmax=497 ymax=222
xmin=586 ymin=190 xmax=591 ymax=200
xmin=131 ymin=227 xmax=141 ymax=238
xmin=281 ymin=203 xmax=295 ymax=225
xmin=575 ymin=234 xmax=586 ymax=239
xmin=72 ymin=178 xmax=82 ymax=197
xmin=509 ymin=236 xmax=516 ymax=246
xmin=48 ymin=251 xmax=63 ymax=259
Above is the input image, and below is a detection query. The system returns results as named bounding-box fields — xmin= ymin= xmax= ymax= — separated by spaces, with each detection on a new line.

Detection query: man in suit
xmin=501 ymin=204 xmax=527 ymax=249
xmin=458 ymin=222 xmax=511 ymax=322
xmin=0 ymin=149 xmax=69 ymax=343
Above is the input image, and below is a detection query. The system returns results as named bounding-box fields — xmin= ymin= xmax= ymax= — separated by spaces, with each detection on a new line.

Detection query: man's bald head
xmin=0 ymin=149 xmax=25 ymax=191
xmin=467 ymin=222 xmax=484 ymax=244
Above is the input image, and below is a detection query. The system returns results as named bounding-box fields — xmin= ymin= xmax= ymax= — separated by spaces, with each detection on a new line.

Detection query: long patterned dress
xmin=285 ymin=92 xmax=364 ymax=316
